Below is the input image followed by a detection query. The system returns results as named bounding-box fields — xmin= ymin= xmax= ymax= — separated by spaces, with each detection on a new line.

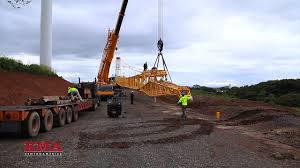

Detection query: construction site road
xmin=0 ymin=93 xmax=299 ymax=168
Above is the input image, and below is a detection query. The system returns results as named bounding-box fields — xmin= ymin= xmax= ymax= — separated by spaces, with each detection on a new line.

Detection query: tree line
xmin=192 ymin=79 xmax=300 ymax=107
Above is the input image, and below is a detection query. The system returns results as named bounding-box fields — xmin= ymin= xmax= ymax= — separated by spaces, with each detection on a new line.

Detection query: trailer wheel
xmin=41 ymin=110 xmax=53 ymax=132
xmin=55 ymin=108 xmax=66 ymax=127
xmin=66 ymin=107 xmax=73 ymax=124
xmin=72 ymin=109 xmax=78 ymax=122
xmin=22 ymin=111 xmax=40 ymax=137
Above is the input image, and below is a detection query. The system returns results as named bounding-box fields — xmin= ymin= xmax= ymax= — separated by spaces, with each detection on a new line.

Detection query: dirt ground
xmin=0 ymin=92 xmax=299 ymax=168
xmin=0 ymin=72 xmax=74 ymax=105
xmin=161 ymin=95 xmax=300 ymax=159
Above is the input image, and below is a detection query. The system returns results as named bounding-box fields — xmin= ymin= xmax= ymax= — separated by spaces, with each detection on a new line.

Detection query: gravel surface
xmin=0 ymin=94 xmax=299 ymax=168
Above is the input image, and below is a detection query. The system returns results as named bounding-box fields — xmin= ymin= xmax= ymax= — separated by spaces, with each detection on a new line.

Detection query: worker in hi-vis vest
xmin=68 ymin=87 xmax=83 ymax=101
xmin=177 ymin=91 xmax=192 ymax=119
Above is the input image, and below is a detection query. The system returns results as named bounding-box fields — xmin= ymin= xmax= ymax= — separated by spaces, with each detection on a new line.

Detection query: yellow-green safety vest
xmin=68 ymin=87 xmax=78 ymax=94
xmin=178 ymin=95 xmax=190 ymax=106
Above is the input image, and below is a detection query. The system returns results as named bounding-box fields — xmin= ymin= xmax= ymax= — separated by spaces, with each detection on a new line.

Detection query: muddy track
xmin=221 ymin=109 xmax=282 ymax=126
xmin=77 ymin=118 xmax=214 ymax=149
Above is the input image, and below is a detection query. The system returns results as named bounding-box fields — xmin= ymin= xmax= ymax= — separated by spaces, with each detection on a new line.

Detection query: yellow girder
xmin=115 ymin=70 xmax=191 ymax=97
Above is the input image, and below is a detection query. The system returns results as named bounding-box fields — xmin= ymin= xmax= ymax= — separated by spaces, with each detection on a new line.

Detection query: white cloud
xmin=6 ymin=53 xmax=39 ymax=64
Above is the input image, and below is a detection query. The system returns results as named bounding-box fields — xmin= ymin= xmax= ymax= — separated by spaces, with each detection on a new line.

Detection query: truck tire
xmin=41 ymin=110 xmax=53 ymax=132
xmin=22 ymin=111 xmax=40 ymax=137
xmin=107 ymin=108 xmax=118 ymax=118
xmin=66 ymin=107 xmax=73 ymax=124
xmin=55 ymin=108 xmax=66 ymax=127
xmin=72 ymin=109 xmax=78 ymax=122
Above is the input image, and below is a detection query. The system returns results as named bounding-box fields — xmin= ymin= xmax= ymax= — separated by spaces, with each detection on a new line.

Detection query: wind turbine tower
xmin=40 ymin=0 xmax=52 ymax=68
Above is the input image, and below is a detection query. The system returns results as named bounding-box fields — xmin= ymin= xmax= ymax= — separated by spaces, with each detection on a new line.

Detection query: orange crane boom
xmin=96 ymin=0 xmax=128 ymax=98
xmin=97 ymin=0 xmax=128 ymax=84
xmin=97 ymin=32 xmax=118 ymax=84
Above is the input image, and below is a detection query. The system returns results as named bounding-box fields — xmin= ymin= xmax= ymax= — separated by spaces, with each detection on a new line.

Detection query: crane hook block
xmin=157 ymin=38 xmax=164 ymax=52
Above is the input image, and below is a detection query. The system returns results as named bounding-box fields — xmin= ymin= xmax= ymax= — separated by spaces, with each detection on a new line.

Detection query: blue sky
xmin=1 ymin=0 xmax=300 ymax=87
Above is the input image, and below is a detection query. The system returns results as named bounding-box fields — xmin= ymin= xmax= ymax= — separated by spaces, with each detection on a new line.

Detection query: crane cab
xmin=96 ymin=84 xmax=114 ymax=100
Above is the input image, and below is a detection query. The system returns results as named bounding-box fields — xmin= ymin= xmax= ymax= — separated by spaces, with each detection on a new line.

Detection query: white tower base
xmin=40 ymin=0 xmax=52 ymax=69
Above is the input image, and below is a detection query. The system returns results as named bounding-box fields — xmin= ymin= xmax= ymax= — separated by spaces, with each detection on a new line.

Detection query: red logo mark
xmin=24 ymin=141 xmax=63 ymax=156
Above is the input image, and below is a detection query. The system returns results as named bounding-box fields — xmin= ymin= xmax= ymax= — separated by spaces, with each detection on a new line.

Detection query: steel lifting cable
xmin=158 ymin=0 xmax=163 ymax=40
xmin=153 ymin=0 xmax=173 ymax=82
xmin=161 ymin=0 xmax=164 ymax=40
xmin=121 ymin=65 xmax=143 ymax=73
xmin=157 ymin=0 xmax=160 ymax=39
xmin=121 ymin=61 xmax=143 ymax=73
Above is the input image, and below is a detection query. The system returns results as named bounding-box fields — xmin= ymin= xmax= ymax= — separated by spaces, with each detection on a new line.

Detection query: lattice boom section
xmin=142 ymin=81 xmax=191 ymax=97
xmin=115 ymin=70 xmax=191 ymax=97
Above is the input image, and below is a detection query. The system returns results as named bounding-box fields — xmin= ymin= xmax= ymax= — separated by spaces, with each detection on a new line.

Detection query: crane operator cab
xmin=96 ymin=85 xmax=114 ymax=100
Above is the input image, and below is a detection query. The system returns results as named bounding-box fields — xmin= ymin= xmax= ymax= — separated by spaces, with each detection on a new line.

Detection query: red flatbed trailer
xmin=0 ymin=98 xmax=99 ymax=137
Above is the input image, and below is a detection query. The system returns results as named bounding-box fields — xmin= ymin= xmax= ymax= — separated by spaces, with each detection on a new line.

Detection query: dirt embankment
xmin=0 ymin=72 xmax=74 ymax=105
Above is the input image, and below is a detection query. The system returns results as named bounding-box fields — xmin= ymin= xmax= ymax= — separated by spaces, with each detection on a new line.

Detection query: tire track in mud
xmin=77 ymin=118 xmax=214 ymax=149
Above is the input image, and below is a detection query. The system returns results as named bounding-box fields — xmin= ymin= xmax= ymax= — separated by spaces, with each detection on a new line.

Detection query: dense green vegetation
xmin=0 ymin=56 xmax=57 ymax=76
xmin=228 ymin=79 xmax=300 ymax=107
xmin=192 ymin=79 xmax=300 ymax=107
xmin=191 ymin=86 xmax=235 ymax=99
